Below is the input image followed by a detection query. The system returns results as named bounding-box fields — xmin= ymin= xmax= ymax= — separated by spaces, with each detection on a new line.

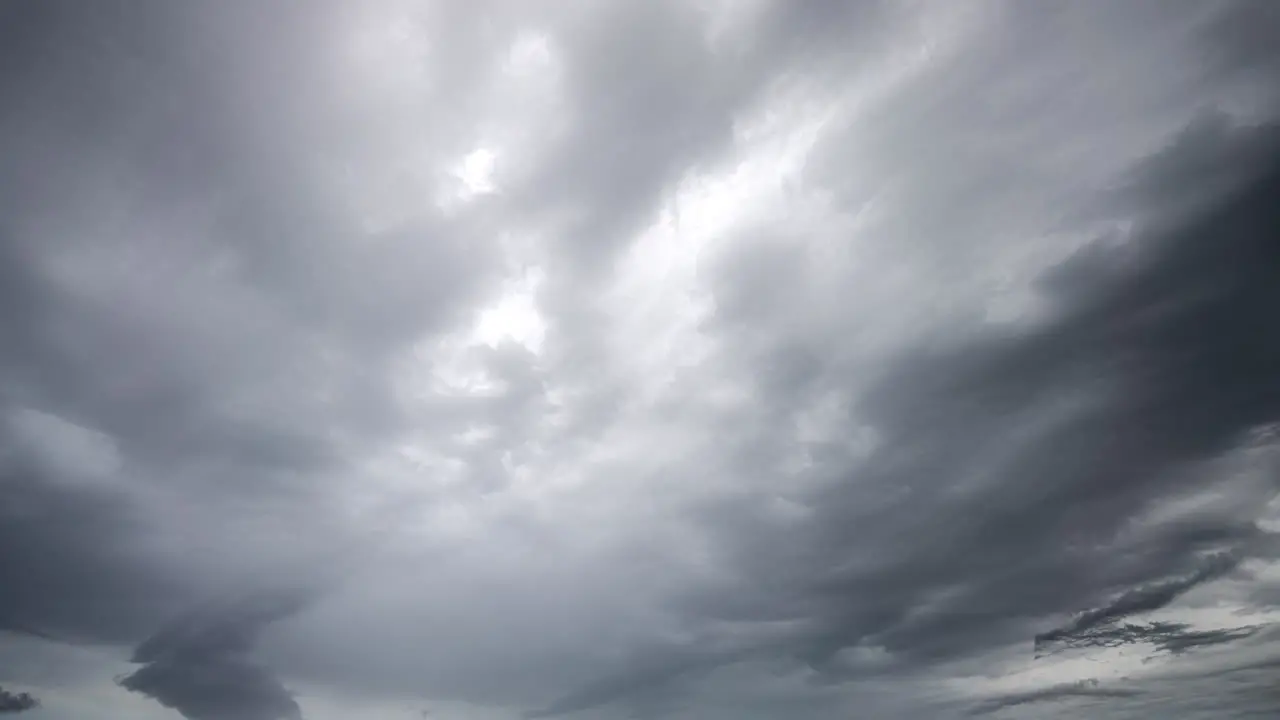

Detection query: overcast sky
xmin=2 ymin=1 xmax=1280 ymax=719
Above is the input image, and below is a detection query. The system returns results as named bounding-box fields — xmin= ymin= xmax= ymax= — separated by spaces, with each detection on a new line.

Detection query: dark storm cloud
xmin=1035 ymin=621 xmax=1264 ymax=658
xmin=1104 ymin=109 xmax=1280 ymax=225
xmin=6 ymin=0 xmax=1280 ymax=718
xmin=118 ymin=591 xmax=312 ymax=720
xmin=0 ymin=687 xmax=38 ymax=714
xmin=789 ymin=117 xmax=1280 ymax=668
xmin=781 ymin=114 xmax=1280 ymax=665
xmin=537 ymin=106 xmax=1280 ymax=716
xmin=1034 ymin=551 xmax=1243 ymax=653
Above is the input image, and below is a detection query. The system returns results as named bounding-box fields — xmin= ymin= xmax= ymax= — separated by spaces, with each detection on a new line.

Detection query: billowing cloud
xmin=118 ymin=592 xmax=312 ymax=720
xmin=0 ymin=687 xmax=38 ymax=715
xmin=2 ymin=2 xmax=1280 ymax=720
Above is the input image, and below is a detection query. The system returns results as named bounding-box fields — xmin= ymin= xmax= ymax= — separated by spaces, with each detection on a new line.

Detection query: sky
xmin=2 ymin=1 xmax=1280 ymax=719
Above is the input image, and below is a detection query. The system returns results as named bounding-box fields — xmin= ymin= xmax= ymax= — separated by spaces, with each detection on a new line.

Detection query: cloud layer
xmin=3 ymin=2 xmax=1280 ymax=720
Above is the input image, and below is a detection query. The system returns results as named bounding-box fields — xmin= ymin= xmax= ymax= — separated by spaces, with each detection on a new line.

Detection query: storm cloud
xmin=0 ymin=687 xmax=38 ymax=715
xmin=1035 ymin=552 xmax=1247 ymax=654
xmin=117 ymin=592 xmax=312 ymax=720
xmin=2 ymin=1 xmax=1280 ymax=720
xmin=533 ymin=111 xmax=1280 ymax=713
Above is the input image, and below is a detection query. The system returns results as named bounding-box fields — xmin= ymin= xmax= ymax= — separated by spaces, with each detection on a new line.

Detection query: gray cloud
xmin=0 ymin=687 xmax=38 ymax=715
xmin=537 ymin=103 xmax=1280 ymax=715
xmin=0 ymin=0 xmax=486 ymax=627
xmin=1035 ymin=621 xmax=1264 ymax=659
xmin=1035 ymin=552 xmax=1244 ymax=653
xmin=0 ymin=2 xmax=493 ymax=714
xmin=3 ymin=2 xmax=1280 ymax=720
xmin=0 ymin=438 xmax=184 ymax=645
xmin=525 ymin=646 xmax=748 ymax=720
xmin=966 ymin=679 xmax=1146 ymax=717
xmin=118 ymin=591 xmax=311 ymax=720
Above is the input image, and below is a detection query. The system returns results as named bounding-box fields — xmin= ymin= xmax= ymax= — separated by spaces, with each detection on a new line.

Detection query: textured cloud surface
xmin=3 ymin=1 xmax=1280 ymax=719
xmin=0 ymin=687 xmax=38 ymax=714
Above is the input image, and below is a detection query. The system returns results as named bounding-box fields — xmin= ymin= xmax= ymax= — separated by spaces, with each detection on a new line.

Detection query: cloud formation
xmin=966 ymin=679 xmax=1146 ymax=717
xmin=118 ymin=592 xmax=311 ymax=720
xmin=1035 ymin=552 xmax=1246 ymax=654
xmin=532 ymin=113 xmax=1280 ymax=713
xmin=1036 ymin=621 xmax=1264 ymax=658
xmin=2 ymin=2 xmax=1280 ymax=720
xmin=0 ymin=687 xmax=38 ymax=715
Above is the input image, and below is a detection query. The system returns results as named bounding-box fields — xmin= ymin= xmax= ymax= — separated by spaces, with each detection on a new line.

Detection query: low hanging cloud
xmin=117 ymin=592 xmax=311 ymax=720
xmin=0 ymin=687 xmax=38 ymax=714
